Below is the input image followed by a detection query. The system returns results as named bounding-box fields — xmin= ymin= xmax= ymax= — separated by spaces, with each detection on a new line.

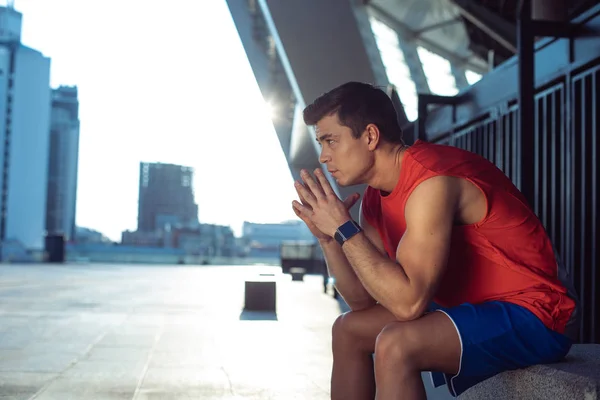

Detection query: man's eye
xmin=328 ymin=140 xmax=335 ymax=145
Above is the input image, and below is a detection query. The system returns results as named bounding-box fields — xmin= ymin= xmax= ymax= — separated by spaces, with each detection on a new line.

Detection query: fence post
xmin=517 ymin=0 xmax=536 ymax=205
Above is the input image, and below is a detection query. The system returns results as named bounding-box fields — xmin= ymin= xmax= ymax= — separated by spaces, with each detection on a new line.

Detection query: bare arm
xmin=320 ymin=240 xmax=374 ymax=310
xmin=320 ymin=200 xmax=386 ymax=311
xmin=341 ymin=176 xmax=459 ymax=320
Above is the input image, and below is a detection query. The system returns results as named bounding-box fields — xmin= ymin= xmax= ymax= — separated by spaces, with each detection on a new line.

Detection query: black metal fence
xmin=416 ymin=4 xmax=599 ymax=343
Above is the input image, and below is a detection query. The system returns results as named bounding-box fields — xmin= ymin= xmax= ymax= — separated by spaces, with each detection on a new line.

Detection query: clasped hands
xmin=292 ymin=168 xmax=360 ymax=239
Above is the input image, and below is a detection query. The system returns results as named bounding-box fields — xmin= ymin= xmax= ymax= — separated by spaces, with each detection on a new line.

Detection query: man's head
xmin=303 ymin=82 xmax=404 ymax=186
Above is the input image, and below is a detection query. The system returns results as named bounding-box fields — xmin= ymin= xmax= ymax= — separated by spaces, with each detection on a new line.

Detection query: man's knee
xmin=332 ymin=311 xmax=368 ymax=350
xmin=332 ymin=312 xmax=353 ymax=346
xmin=375 ymin=322 xmax=419 ymax=368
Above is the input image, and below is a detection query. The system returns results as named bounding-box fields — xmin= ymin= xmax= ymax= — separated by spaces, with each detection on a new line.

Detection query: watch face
xmin=337 ymin=221 xmax=362 ymax=244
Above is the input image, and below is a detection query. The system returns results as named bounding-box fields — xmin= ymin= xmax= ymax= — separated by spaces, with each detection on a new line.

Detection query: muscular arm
xmin=341 ymin=176 xmax=459 ymax=321
xmin=320 ymin=201 xmax=385 ymax=311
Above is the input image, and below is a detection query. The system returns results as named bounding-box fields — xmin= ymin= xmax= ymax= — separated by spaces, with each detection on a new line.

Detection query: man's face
xmin=315 ymin=114 xmax=372 ymax=187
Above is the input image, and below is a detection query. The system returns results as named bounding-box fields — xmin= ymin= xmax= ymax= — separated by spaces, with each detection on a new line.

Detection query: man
xmin=291 ymin=82 xmax=578 ymax=400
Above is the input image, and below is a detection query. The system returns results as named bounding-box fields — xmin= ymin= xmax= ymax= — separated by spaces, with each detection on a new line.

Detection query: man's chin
xmin=336 ymin=177 xmax=350 ymax=187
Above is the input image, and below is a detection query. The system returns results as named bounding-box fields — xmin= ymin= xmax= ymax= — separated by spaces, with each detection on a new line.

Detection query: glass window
xmin=465 ymin=69 xmax=482 ymax=85
xmin=369 ymin=17 xmax=418 ymax=122
xmin=417 ymin=46 xmax=458 ymax=96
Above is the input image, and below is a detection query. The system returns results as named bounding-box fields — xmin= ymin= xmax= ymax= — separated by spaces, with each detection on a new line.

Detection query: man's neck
xmin=367 ymin=143 xmax=407 ymax=195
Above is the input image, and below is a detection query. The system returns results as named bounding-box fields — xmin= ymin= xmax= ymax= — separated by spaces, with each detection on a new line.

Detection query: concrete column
xmin=258 ymin=0 xmax=389 ymax=106
xmin=258 ymin=0 xmax=391 ymax=207
xmin=226 ymin=0 xmax=295 ymax=175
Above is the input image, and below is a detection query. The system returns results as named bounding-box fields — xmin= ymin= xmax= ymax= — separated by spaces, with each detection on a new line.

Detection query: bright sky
xmin=15 ymin=0 xmax=301 ymax=241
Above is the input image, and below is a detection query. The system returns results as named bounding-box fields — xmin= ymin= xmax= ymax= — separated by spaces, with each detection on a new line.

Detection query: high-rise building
xmin=0 ymin=5 xmax=51 ymax=258
xmin=137 ymin=162 xmax=199 ymax=232
xmin=46 ymin=86 xmax=80 ymax=241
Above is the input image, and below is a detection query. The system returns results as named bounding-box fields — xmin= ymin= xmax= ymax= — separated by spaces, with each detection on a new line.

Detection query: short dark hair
xmin=303 ymin=82 xmax=403 ymax=144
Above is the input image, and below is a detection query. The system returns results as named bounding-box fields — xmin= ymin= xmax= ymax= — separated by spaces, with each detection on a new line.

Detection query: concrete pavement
xmin=0 ymin=263 xmax=452 ymax=399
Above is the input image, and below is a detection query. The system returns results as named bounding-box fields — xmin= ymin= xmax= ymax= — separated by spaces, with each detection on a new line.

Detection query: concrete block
xmin=290 ymin=268 xmax=306 ymax=281
xmin=244 ymin=277 xmax=276 ymax=312
xmin=459 ymin=344 xmax=600 ymax=400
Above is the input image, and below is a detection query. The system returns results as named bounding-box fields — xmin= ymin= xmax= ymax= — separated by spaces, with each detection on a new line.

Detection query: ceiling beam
xmin=411 ymin=16 xmax=463 ymax=38
xmin=452 ymin=0 xmax=517 ymax=54
xmin=368 ymin=3 xmax=488 ymax=74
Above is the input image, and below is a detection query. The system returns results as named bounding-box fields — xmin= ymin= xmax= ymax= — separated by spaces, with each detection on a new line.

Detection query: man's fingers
xmin=300 ymin=170 xmax=325 ymax=200
xmin=314 ymin=168 xmax=336 ymax=197
xmin=343 ymin=192 xmax=361 ymax=209
xmin=292 ymin=200 xmax=310 ymax=218
xmin=295 ymin=181 xmax=316 ymax=207
xmin=297 ymin=186 xmax=313 ymax=209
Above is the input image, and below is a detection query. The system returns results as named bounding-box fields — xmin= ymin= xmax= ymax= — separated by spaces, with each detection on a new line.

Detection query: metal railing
xmin=415 ymin=2 xmax=599 ymax=343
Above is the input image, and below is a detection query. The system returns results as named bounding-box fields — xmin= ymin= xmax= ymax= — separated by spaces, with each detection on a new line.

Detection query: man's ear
xmin=365 ymin=124 xmax=381 ymax=151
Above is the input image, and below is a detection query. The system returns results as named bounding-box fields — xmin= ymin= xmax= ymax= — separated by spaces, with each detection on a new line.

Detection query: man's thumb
xmin=343 ymin=192 xmax=361 ymax=209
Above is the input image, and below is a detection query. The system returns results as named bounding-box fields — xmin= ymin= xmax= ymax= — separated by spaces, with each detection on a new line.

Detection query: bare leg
xmin=331 ymin=305 xmax=398 ymax=400
xmin=374 ymin=311 xmax=461 ymax=400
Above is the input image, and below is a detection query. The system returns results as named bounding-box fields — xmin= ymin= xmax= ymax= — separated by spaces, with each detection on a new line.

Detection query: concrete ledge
xmin=459 ymin=344 xmax=600 ymax=400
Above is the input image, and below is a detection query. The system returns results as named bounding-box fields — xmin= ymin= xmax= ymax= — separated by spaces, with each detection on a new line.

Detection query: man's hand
xmin=292 ymin=168 xmax=357 ymax=238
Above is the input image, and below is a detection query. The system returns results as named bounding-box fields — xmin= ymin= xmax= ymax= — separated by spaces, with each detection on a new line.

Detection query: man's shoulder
xmin=407 ymin=140 xmax=465 ymax=170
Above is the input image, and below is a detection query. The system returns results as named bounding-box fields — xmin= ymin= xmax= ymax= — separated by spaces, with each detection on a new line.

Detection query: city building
xmin=121 ymin=229 xmax=164 ymax=247
xmin=0 ymin=5 xmax=51 ymax=260
xmin=122 ymin=223 xmax=236 ymax=257
xmin=137 ymin=162 xmax=199 ymax=232
xmin=241 ymin=220 xmax=314 ymax=258
xmin=46 ymin=86 xmax=80 ymax=241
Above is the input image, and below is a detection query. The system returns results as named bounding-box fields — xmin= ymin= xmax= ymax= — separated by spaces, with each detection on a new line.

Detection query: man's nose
xmin=319 ymin=148 xmax=330 ymax=164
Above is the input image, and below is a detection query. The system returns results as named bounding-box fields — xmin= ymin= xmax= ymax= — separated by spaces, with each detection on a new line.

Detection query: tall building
xmin=46 ymin=86 xmax=80 ymax=241
xmin=137 ymin=162 xmax=199 ymax=232
xmin=0 ymin=5 xmax=51 ymax=258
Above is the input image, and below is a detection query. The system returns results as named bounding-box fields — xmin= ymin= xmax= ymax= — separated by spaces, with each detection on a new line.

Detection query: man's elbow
xmin=390 ymin=300 xmax=429 ymax=321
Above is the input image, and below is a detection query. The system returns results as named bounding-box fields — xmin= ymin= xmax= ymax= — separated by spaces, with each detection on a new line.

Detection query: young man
xmin=291 ymin=82 xmax=578 ymax=400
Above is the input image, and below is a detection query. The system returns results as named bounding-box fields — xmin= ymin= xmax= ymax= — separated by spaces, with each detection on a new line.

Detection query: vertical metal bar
xmin=534 ymin=95 xmax=541 ymax=216
xmin=566 ymin=77 xmax=574 ymax=286
xmin=542 ymin=93 xmax=548 ymax=229
xmin=561 ymin=83 xmax=568 ymax=272
xmin=518 ymin=0 xmax=536 ymax=205
xmin=467 ymin=128 xmax=472 ymax=151
xmin=510 ymin=108 xmax=521 ymax=189
xmin=505 ymin=114 xmax=511 ymax=177
xmin=551 ymin=89 xmax=559 ymax=248
xmin=490 ymin=121 xmax=496 ymax=166
xmin=591 ymin=70 xmax=597 ymax=342
xmin=483 ymin=123 xmax=489 ymax=160
xmin=497 ymin=117 xmax=504 ymax=171
xmin=579 ymin=76 xmax=587 ymax=343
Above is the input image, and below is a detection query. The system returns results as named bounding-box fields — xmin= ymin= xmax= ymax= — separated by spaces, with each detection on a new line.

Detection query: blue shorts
xmin=429 ymin=301 xmax=572 ymax=397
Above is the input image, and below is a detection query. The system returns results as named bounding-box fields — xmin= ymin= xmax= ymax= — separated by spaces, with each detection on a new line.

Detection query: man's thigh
xmin=336 ymin=304 xmax=397 ymax=351
xmin=428 ymin=301 xmax=572 ymax=397
xmin=374 ymin=309 xmax=461 ymax=374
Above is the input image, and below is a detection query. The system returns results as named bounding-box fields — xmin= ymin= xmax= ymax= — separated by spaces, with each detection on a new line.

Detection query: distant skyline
xmin=15 ymin=0 xmax=301 ymax=240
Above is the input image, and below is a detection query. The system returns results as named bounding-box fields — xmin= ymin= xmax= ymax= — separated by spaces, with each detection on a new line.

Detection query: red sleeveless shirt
xmin=362 ymin=140 xmax=575 ymax=333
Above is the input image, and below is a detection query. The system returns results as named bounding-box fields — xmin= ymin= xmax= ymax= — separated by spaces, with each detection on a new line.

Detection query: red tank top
xmin=362 ymin=140 xmax=575 ymax=333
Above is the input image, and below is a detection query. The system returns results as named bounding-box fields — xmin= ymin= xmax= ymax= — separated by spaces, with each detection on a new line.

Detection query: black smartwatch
xmin=334 ymin=220 xmax=363 ymax=246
